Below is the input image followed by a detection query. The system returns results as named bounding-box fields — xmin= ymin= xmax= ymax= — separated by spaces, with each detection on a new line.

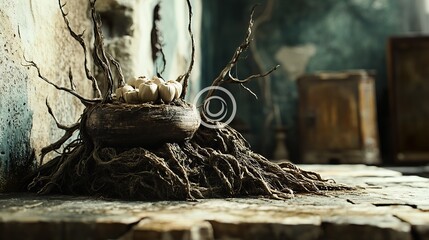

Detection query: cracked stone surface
xmin=0 ymin=164 xmax=428 ymax=240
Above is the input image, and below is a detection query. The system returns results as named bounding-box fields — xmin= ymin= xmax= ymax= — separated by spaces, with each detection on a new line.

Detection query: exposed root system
xmin=29 ymin=110 xmax=350 ymax=200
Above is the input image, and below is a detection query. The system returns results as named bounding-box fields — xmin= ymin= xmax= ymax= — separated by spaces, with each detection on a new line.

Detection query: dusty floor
xmin=0 ymin=165 xmax=428 ymax=240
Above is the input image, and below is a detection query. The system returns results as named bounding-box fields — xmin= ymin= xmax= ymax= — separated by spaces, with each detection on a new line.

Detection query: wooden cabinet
xmin=388 ymin=36 xmax=429 ymax=163
xmin=298 ymin=71 xmax=380 ymax=164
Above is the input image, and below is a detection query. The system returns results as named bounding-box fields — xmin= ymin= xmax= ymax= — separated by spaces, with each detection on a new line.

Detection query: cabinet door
xmin=300 ymin=79 xmax=361 ymax=151
xmin=389 ymin=37 xmax=429 ymax=162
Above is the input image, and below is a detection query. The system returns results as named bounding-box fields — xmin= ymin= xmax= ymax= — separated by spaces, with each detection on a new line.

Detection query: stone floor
xmin=0 ymin=164 xmax=428 ymax=240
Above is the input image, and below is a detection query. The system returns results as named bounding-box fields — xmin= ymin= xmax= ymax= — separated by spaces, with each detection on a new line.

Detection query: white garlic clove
xmin=127 ymin=77 xmax=138 ymax=87
xmin=167 ymin=80 xmax=183 ymax=99
xmin=151 ymin=76 xmax=165 ymax=86
xmin=124 ymin=90 xmax=140 ymax=104
xmin=138 ymin=76 xmax=148 ymax=81
xmin=135 ymin=76 xmax=149 ymax=88
xmin=159 ymin=82 xmax=176 ymax=103
xmin=134 ymin=80 xmax=145 ymax=88
xmin=121 ymin=84 xmax=134 ymax=95
xmin=115 ymin=87 xmax=123 ymax=100
xmin=138 ymin=82 xmax=159 ymax=103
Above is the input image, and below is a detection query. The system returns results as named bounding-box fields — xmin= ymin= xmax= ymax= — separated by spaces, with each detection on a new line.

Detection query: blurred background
xmin=200 ymin=0 xmax=429 ymax=168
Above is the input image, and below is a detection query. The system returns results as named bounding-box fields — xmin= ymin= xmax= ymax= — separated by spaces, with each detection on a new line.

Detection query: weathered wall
xmin=0 ymin=0 xmax=92 ymax=190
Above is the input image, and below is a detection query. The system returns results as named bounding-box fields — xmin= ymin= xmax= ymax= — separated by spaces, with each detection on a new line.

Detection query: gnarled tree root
xmin=28 ymin=123 xmax=352 ymax=200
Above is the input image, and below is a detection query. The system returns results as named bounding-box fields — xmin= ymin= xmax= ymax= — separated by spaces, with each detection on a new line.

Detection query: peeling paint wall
xmin=0 ymin=14 xmax=33 ymax=189
xmin=0 ymin=0 xmax=93 ymax=190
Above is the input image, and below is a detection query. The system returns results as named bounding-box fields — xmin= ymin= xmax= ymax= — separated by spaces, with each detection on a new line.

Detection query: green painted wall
xmin=202 ymin=0 xmax=409 ymax=161
xmin=0 ymin=41 xmax=34 ymax=190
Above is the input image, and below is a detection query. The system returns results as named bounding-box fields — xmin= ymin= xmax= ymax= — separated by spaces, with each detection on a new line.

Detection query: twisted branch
xmin=40 ymin=100 xmax=80 ymax=164
xmin=23 ymin=58 xmax=101 ymax=106
xmin=251 ymin=0 xmax=276 ymax=103
xmin=108 ymin=54 xmax=126 ymax=87
xmin=58 ymin=0 xmax=102 ymax=98
xmin=180 ymin=0 xmax=196 ymax=98
xmin=90 ymin=0 xmax=115 ymax=103
xmin=204 ymin=5 xmax=279 ymax=102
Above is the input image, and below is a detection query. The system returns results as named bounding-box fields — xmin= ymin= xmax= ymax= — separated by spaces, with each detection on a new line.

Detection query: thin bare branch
xmin=251 ymin=0 xmax=275 ymax=103
xmin=45 ymin=99 xmax=77 ymax=131
xmin=240 ymin=83 xmax=258 ymax=99
xmin=23 ymin=57 xmax=101 ymax=106
xmin=90 ymin=0 xmax=114 ymax=102
xmin=40 ymin=122 xmax=80 ymax=165
xmin=108 ymin=54 xmax=125 ymax=87
xmin=227 ymin=65 xmax=279 ymax=84
xmin=180 ymin=0 xmax=196 ymax=98
xmin=204 ymin=5 xmax=278 ymax=103
xmin=58 ymin=0 xmax=102 ymax=98
xmin=40 ymin=99 xmax=81 ymax=163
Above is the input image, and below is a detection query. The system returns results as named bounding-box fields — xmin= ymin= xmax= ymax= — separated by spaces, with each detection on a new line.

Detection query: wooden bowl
xmin=85 ymin=103 xmax=201 ymax=148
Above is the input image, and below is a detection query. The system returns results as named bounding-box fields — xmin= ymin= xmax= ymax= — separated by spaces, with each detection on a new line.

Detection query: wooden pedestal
xmin=298 ymin=71 xmax=380 ymax=164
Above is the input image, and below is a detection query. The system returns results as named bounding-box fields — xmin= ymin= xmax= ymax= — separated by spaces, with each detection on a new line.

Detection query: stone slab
xmin=396 ymin=212 xmax=429 ymax=240
xmin=321 ymin=215 xmax=412 ymax=240
xmin=0 ymin=165 xmax=428 ymax=240
xmin=298 ymin=164 xmax=402 ymax=178
xmin=123 ymin=218 xmax=214 ymax=240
